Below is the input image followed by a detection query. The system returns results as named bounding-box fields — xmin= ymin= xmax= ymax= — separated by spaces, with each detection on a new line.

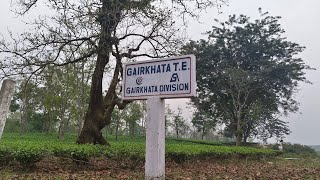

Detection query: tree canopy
xmin=0 ymin=0 xmax=227 ymax=144
xmin=183 ymin=10 xmax=312 ymax=145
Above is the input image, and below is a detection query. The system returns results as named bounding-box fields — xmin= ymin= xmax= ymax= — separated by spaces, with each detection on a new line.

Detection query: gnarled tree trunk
xmin=76 ymin=0 xmax=127 ymax=144
xmin=76 ymin=0 xmax=114 ymax=145
xmin=76 ymin=50 xmax=111 ymax=144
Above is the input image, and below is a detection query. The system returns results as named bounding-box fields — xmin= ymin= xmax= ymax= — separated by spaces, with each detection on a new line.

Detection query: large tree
xmin=0 ymin=0 xmax=226 ymax=144
xmin=183 ymin=10 xmax=312 ymax=145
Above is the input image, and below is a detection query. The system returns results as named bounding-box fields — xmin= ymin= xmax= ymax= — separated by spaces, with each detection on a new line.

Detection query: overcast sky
xmin=1 ymin=0 xmax=319 ymax=145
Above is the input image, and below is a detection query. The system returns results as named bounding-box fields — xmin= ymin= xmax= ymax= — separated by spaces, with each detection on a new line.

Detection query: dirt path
xmin=1 ymin=157 xmax=320 ymax=179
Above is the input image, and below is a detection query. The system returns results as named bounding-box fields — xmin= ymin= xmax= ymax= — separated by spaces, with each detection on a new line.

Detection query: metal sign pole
xmin=145 ymin=97 xmax=165 ymax=180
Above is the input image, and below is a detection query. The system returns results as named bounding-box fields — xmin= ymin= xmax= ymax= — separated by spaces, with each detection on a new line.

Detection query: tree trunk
xmin=20 ymin=90 xmax=30 ymax=134
xmin=243 ymin=125 xmax=250 ymax=143
xmin=76 ymin=53 xmax=109 ymax=144
xmin=201 ymin=123 xmax=205 ymax=140
xmin=142 ymin=113 xmax=146 ymax=136
xmin=76 ymin=0 xmax=123 ymax=145
xmin=42 ymin=111 xmax=50 ymax=133
xmin=48 ymin=117 xmax=53 ymax=133
xmin=192 ymin=126 xmax=196 ymax=139
xmin=236 ymin=134 xmax=242 ymax=146
xmin=59 ymin=110 xmax=69 ymax=141
xmin=201 ymin=126 xmax=205 ymax=140
xmin=235 ymin=116 xmax=242 ymax=146
xmin=243 ymin=119 xmax=253 ymax=143
xmin=20 ymin=101 xmax=28 ymax=134
xmin=165 ymin=116 xmax=168 ymax=136
xmin=76 ymin=61 xmax=86 ymax=136
xmin=130 ymin=121 xmax=135 ymax=138
xmin=176 ymin=125 xmax=179 ymax=138
xmin=43 ymin=110 xmax=52 ymax=133
xmin=115 ymin=119 xmax=119 ymax=140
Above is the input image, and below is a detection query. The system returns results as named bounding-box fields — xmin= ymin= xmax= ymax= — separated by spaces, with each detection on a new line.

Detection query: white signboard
xmin=122 ymin=55 xmax=196 ymax=100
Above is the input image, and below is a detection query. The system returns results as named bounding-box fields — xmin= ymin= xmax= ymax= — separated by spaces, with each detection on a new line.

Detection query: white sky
xmin=1 ymin=0 xmax=319 ymax=145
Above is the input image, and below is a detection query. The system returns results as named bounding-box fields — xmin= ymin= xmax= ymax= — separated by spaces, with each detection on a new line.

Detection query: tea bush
xmin=0 ymin=133 xmax=279 ymax=167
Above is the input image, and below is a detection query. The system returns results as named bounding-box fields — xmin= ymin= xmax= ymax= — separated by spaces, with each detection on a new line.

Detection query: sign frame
xmin=122 ymin=54 xmax=196 ymax=100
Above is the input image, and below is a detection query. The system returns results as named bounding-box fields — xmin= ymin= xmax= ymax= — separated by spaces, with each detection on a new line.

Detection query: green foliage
xmin=0 ymin=133 xmax=279 ymax=167
xmin=182 ymin=10 xmax=311 ymax=144
xmin=166 ymin=106 xmax=190 ymax=138
xmin=107 ymin=142 xmax=146 ymax=160
xmin=0 ymin=141 xmax=46 ymax=167
xmin=11 ymin=147 xmax=45 ymax=168
xmin=0 ymin=133 xmax=107 ymax=167
xmin=166 ymin=143 xmax=277 ymax=162
xmin=28 ymin=113 xmax=47 ymax=132
xmin=3 ymin=112 xmax=21 ymax=133
xmin=6 ymin=63 xmax=92 ymax=135
xmin=272 ymin=143 xmax=317 ymax=155
xmin=51 ymin=144 xmax=105 ymax=161
xmin=167 ymin=138 xmax=224 ymax=146
xmin=191 ymin=111 xmax=217 ymax=139
xmin=122 ymin=101 xmax=145 ymax=137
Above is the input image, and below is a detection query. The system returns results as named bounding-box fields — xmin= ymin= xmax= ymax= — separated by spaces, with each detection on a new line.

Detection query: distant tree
xmin=109 ymin=108 xmax=124 ymax=140
xmin=191 ymin=111 xmax=216 ymax=140
xmin=183 ymin=10 xmax=312 ymax=146
xmin=169 ymin=107 xmax=188 ymax=138
xmin=165 ymin=105 xmax=174 ymax=136
xmin=16 ymin=80 xmax=40 ymax=134
xmin=9 ymin=96 xmax=20 ymax=113
xmin=4 ymin=112 xmax=20 ymax=133
xmin=140 ymin=101 xmax=147 ymax=135
xmin=10 ymin=63 xmax=91 ymax=135
xmin=123 ymin=101 xmax=144 ymax=138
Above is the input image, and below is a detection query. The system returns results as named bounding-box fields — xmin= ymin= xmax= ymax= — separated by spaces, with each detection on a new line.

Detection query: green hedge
xmin=0 ymin=140 xmax=106 ymax=167
xmin=0 ymin=133 xmax=279 ymax=167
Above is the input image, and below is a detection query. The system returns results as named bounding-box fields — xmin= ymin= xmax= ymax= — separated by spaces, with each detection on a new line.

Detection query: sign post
xmin=145 ymin=97 xmax=165 ymax=180
xmin=122 ymin=55 xmax=196 ymax=180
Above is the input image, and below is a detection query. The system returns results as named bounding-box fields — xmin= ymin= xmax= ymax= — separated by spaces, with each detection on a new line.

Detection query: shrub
xmin=0 ymin=133 xmax=279 ymax=166
xmin=11 ymin=149 xmax=45 ymax=168
xmin=272 ymin=143 xmax=317 ymax=155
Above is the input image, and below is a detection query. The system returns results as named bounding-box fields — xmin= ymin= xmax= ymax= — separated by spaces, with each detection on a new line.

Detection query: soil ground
xmin=1 ymin=157 xmax=320 ymax=179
